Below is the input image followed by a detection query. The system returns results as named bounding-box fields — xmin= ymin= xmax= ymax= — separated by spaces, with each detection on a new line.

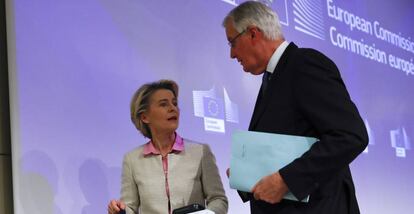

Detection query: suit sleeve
xmin=201 ymin=144 xmax=228 ymax=214
xmin=120 ymin=153 xmax=140 ymax=214
xmin=279 ymin=49 xmax=368 ymax=200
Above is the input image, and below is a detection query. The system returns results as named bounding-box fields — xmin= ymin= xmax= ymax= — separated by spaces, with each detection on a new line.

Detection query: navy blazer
xmin=244 ymin=43 xmax=368 ymax=214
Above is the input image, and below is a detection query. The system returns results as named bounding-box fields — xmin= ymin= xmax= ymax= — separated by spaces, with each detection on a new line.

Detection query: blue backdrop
xmin=7 ymin=0 xmax=414 ymax=213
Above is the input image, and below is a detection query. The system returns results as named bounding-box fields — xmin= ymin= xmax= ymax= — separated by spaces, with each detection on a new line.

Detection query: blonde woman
xmin=108 ymin=80 xmax=228 ymax=214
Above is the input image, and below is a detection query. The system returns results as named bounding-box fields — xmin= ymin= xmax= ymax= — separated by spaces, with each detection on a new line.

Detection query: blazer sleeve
xmin=120 ymin=153 xmax=140 ymax=214
xmin=201 ymin=144 xmax=228 ymax=214
xmin=279 ymin=49 xmax=368 ymax=200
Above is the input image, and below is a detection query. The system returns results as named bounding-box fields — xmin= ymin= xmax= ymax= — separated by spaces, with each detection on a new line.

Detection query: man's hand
xmin=251 ymin=172 xmax=289 ymax=204
xmin=107 ymin=199 xmax=126 ymax=214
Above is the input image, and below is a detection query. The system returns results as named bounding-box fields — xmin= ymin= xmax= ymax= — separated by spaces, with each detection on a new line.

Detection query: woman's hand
xmin=107 ymin=199 xmax=126 ymax=214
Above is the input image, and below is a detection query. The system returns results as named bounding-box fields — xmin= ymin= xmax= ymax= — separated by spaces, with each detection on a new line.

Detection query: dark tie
xmin=261 ymin=71 xmax=271 ymax=95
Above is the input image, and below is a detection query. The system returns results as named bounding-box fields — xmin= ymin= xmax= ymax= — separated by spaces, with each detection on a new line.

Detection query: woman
xmin=108 ymin=80 xmax=228 ymax=214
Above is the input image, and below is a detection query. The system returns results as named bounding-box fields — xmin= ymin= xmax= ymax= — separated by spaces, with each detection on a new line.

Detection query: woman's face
xmin=141 ymin=89 xmax=179 ymax=135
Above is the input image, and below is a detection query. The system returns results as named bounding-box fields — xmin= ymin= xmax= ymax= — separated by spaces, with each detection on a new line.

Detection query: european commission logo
xmin=390 ymin=127 xmax=411 ymax=158
xmin=193 ymin=87 xmax=239 ymax=133
xmin=293 ymin=0 xmax=325 ymax=40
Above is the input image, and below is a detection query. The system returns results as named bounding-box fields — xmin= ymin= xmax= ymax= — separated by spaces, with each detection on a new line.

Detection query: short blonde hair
xmin=130 ymin=79 xmax=179 ymax=138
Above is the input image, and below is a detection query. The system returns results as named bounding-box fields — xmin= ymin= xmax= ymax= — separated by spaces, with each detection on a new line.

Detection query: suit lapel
xmin=248 ymin=43 xmax=298 ymax=130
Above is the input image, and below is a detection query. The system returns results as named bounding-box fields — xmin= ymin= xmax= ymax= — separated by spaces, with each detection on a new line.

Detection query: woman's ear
xmin=140 ymin=113 xmax=150 ymax=124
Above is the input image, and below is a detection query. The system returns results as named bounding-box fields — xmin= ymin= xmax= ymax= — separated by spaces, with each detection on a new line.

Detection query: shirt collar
xmin=266 ymin=41 xmax=289 ymax=74
xmin=143 ymin=132 xmax=184 ymax=156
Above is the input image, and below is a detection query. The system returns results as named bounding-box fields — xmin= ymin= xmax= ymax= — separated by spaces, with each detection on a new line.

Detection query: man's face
xmin=225 ymin=22 xmax=263 ymax=75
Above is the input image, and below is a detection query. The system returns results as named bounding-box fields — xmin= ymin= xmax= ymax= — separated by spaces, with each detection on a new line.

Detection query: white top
xmin=266 ymin=41 xmax=289 ymax=75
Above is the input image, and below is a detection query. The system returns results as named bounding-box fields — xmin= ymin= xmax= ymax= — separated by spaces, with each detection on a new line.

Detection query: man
xmin=223 ymin=1 xmax=368 ymax=214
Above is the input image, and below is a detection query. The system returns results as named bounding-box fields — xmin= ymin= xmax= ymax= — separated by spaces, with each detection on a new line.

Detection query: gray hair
xmin=130 ymin=79 xmax=179 ymax=138
xmin=222 ymin=1 xmax=284 ymax=40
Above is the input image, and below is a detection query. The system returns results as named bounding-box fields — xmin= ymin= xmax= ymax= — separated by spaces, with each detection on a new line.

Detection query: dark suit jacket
xmin=243 ymin=43 xmax=368 ymax=214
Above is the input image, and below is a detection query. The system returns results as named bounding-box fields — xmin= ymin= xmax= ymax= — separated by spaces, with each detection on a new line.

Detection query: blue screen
xmin=7 ymin=0 xmax=414 ymax=213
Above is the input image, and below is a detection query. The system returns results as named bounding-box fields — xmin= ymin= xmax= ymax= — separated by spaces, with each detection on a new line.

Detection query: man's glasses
xmin=228 ymin=30 xmax=246 ymax=48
